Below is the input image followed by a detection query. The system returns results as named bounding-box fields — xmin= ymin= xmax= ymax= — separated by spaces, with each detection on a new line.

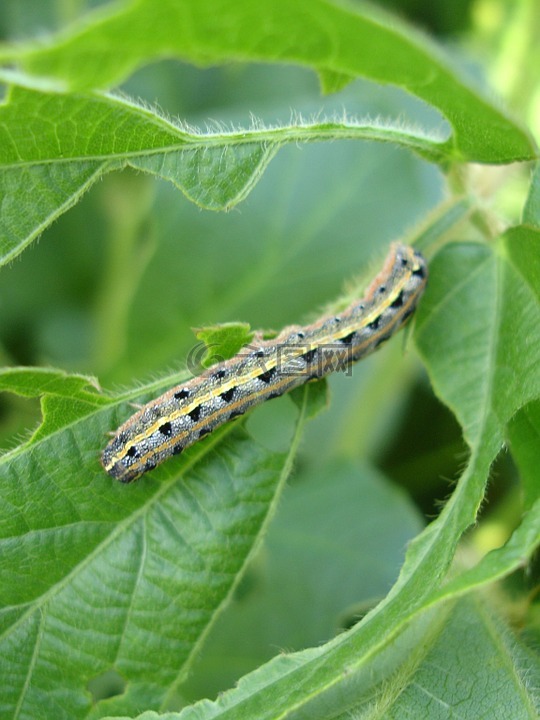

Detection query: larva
xmin=102 ymin=243 xmax=427 ymax=483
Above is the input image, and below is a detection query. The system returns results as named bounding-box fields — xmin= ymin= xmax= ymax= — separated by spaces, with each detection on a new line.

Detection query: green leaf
xmin=4 ymin=0 xmax=535 ymax=162
xmin=114 ymin=505 xmax=539 ymax=720
xmin=348 ymin=597 xmax=540 ymax=719
xmin=508 ymin=403 xmax=540 ymax=511
xmin=130 ymin=500 xmax=538 ymax=718
xmin=0 ymin=366 xmax=108 ymax=445
xmin=415 ymin=236 xmax=540 ymax=452
xmin=181 ymin=459 xmax=424 ymax=701
xmin=0 ymin=373 xmax=309 ymax=719
xmin=0 ymin=159 xmax=104 ymax=266
xmin=194 ymin=323 xmax=254 ymax=368
xmin=0 ymin=366 xmax=102 ymax=399
xmin=0 ymin=86 xmax=445 ymax=267
xmin=0 ymin=0 xmax=536 ymax=267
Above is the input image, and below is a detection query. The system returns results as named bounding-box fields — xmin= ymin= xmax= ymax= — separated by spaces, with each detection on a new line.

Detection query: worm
xmin=102 ymin=243 xmax=427 ymax=482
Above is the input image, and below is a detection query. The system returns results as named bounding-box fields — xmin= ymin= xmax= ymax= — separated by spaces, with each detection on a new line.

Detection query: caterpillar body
xmin=102 ymin=243 xmax=427 ymax=483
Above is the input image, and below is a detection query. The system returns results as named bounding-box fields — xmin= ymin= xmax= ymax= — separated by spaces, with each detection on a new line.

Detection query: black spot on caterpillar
xmin=302 ymin=348 xmax=318 ymax=363
xmin=220 ymin=388 xmax=235 ymax=403
xmin=102 ymin=243 xmax=428 ymax=482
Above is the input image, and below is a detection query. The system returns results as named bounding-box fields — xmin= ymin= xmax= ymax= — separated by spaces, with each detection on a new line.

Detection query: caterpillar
xmin=102 ymin=243 xmax=427 ymax=483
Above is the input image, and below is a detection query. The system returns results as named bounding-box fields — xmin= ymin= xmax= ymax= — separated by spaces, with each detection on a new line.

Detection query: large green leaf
xmin=0 ymin=1 xmax=536 ymax=267
xmin=0 ymin=86 xmax=445 ymax=267
xmin=3 ymin=0 xmax=534 ymax=163
xmin=0 ymin=371 xmax=314 ymax=719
